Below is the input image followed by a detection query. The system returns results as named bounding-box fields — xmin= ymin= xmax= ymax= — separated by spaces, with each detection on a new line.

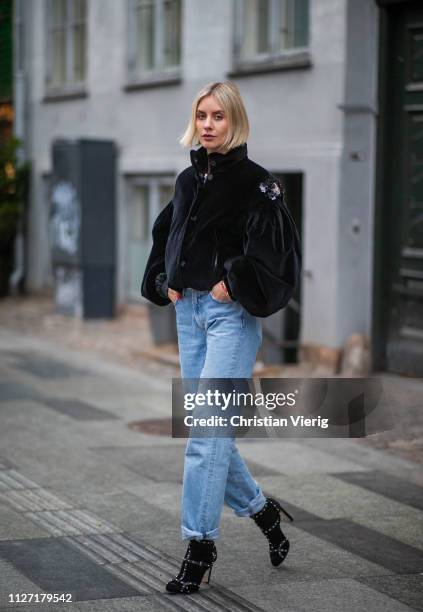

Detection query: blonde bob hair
xmin=179 ymin=81 xmax=249 ymax=154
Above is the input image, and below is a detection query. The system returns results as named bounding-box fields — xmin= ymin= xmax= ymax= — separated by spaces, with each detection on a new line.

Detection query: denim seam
xmin=199 ymin=436 xmax=218 ymax=537
xmin=192 ymin=290 xmax=199 ymax=332
xmin=227 ymin=315 xmax=247 ymax=377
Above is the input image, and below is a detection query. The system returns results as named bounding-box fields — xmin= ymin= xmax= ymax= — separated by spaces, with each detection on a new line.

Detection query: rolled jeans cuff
xmin=181 ymin=525 xmax=220 ymax=541
xmin=234 ymin=489 xmax=267 ymax=517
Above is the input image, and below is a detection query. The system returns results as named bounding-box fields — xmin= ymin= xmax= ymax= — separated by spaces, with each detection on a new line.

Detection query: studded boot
xmin=250 ymin=498 xmax=294 ymax=566
xmin=165 ymin=539 xmax=217 ymax=594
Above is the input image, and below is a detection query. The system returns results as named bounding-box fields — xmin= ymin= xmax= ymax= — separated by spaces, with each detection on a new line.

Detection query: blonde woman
xmin=141 ymin=81 xmax=301 ymax=594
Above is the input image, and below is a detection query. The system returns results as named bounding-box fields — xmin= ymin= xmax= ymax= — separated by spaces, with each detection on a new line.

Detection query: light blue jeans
xmin=174 ymin=287 xmax=267 ymax=541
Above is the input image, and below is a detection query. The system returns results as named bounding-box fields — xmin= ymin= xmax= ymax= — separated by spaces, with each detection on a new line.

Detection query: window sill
xmin=42 ymin=86 xmax=88 ymax=103
xmin=227 ymin=51 xmax=312 ymax=78
xmin=124 ymin=72 xmax=182 ymax=92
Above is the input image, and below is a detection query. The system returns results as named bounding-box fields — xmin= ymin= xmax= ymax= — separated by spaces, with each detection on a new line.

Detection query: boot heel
xmin=276 ymin=500 xmax=294 ymax=522
xmin=202 ymin=564 xmax=213 ymax=584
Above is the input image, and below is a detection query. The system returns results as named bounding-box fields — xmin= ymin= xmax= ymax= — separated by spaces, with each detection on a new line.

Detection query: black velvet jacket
xmin=140 ymin=143 xmax=301 ymax=318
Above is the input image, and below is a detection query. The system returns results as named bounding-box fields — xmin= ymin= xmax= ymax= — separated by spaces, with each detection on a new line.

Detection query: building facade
xmin=14 ymin=0 xmax=423 ymax=375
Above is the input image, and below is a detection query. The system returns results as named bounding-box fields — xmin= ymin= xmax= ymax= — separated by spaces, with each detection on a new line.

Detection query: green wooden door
xmin=375 ymin=1 xmax=423 ymax=375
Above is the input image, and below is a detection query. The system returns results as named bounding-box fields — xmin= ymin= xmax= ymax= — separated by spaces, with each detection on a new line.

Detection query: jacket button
xmin=190 ymin=215 xmax=197 ymax=221
xmin=180 ymin=260 xmax=186 ymax=267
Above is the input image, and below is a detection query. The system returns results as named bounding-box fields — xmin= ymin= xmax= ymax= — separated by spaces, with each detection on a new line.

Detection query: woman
xmin=141 ymin=81 xmax=301 ymax=595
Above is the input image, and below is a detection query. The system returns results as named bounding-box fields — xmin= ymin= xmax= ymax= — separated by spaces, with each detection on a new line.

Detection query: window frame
xmin=231 ymin=0 xmax=312 ymax=77
xmin=124 ymin=173 xmax=175 ymax=302
xmin=44 ymin=0 xmax=88 ymax=101
xmin=125 ymin=0 xmax=182 ymax=90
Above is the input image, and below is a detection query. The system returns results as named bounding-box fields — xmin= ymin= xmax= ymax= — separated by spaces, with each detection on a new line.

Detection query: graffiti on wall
xmin=54 ymin=266 xmax=83 ymax=318
xmin=49 ymin=181 xmax=81 ymax=256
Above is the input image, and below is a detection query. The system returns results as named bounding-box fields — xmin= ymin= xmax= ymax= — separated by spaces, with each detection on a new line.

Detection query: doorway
xmin=373 ymin=0 xmax=423 ymax=376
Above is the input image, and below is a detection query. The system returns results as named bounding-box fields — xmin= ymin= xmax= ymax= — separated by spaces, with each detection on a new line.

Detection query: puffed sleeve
xmin=222 ymin=180 xmax=301 ymax=317
xmin=140 ymin=199 xmax=173 ymax=306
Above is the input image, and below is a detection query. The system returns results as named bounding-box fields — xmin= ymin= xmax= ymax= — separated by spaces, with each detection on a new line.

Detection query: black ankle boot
xmin=165 ymin=539 xmax=217 ymax=594
xmin=251 ymin=498 xmax=294 ymax=566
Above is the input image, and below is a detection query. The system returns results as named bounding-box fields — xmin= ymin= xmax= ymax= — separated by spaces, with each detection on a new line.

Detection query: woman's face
xmin=195 ymin=95 xmax=229 ymax=154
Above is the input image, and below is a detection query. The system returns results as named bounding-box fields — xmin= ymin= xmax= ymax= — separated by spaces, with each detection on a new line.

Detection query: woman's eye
xmin=197 ymin=114 xmax=223 ymax=119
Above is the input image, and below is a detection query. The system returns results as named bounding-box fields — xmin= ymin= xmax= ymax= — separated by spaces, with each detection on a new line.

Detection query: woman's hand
xmin=210 ymin=280 xmax=232 ymax=303
xmin=168 ymin=288 xmax=182 ymax=304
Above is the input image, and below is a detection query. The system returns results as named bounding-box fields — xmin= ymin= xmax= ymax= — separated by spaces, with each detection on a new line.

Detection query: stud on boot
xmin=165 ymin=539 xmax=217 ymax=594
xmin=251 ymin=498 xmax=293 ymax=567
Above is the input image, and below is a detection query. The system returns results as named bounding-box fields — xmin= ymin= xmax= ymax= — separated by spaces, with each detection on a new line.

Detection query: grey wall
xmin=337 ymin=0 xmax=379 ymax=345
xmin=20 ymin=0 xmax=379 ymax=351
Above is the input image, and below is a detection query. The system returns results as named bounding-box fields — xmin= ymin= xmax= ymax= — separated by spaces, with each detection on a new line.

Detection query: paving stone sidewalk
xmin=0 ymin=294 xmax=422 ymax=465
xmin=0 ymin=325 xmax=422 ymax=612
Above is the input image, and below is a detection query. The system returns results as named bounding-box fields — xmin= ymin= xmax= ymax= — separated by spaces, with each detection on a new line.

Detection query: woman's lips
xmin=203 ymin=135 xmax=215 ymax=139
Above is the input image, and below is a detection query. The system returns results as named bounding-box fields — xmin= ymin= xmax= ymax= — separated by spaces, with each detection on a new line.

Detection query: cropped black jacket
xmin=140 ymin=143 xmax=301 ymax=318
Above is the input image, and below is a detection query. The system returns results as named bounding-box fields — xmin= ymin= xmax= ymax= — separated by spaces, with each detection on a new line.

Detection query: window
xmin=0 ymin=0 xmax=13 ymax=102
xmin=127 ymin=0 xmax=182 ymax=83
xmin=234 ymin=0 xmax=309 ymax=71
xmin=45 ymin=0 xmax=87 ymax=91
xmin=125 ymin=176 xmax=174 ymax=300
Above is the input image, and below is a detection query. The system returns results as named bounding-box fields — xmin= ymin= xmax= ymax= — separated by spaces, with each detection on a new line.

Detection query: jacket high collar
xmin=190 ymin=143 xmax=248 ymax=180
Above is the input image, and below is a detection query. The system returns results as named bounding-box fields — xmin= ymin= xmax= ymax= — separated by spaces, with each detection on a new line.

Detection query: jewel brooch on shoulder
xmin=258 ymin=176 xmax=282 ymax=201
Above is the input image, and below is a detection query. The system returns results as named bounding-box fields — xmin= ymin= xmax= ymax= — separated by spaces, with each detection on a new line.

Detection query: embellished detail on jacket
xmin=258 ymin=176 xmax=283 ymax=201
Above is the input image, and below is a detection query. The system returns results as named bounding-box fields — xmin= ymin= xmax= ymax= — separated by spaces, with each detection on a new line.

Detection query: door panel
xmin=376 ymin=1 xmax=423 ymax=375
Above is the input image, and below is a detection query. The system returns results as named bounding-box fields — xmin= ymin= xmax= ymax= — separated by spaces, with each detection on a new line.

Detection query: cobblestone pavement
xmin=0 ymin=294 xmax=422 ymax=466
xmin=0 ymin=293 xmax=178 ymax=378
xmin=0 ymin=325 xmax=422 ymax=611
